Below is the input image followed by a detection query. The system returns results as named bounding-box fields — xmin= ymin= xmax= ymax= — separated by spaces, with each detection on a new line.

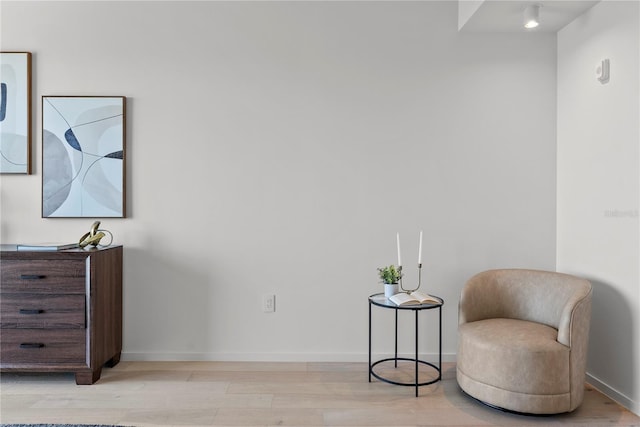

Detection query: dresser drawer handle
xmin=19 ymin=343 xmax=45 ymax=349
xmin=20 ymin=274 xmax=47 ymax=280
xmin=19 ymin=309 xmax=44 ymax=315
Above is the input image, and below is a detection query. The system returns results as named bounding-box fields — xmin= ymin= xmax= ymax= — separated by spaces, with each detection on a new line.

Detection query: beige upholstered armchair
xmin=457 ymin=269 xmax=592 ymax=414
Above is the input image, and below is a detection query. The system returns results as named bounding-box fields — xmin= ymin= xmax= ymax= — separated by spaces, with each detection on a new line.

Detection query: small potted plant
xmin=377 ymin=265 xmax=403 ymax=298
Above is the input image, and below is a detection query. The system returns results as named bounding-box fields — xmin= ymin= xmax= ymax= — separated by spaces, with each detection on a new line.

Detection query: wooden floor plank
xmin=0 ymin=361 xmax=638 ymax=426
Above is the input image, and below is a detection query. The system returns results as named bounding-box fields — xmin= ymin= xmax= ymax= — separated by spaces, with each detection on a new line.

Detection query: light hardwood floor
xmin=1 ymin=361 xmax=639 ymax=426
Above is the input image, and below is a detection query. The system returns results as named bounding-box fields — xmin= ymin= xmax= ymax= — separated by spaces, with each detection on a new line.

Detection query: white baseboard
xmin=121 ymin=351 xmax=458 ymax=363
xmin=586 ymin=372 xmax=638 ymax=415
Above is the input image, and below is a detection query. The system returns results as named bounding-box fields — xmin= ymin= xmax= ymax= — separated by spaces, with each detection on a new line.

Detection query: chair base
xmin=456 ymin=368 xmax=575 ymax=415
xmin=458 ymin=386 xmax=567 ymax=417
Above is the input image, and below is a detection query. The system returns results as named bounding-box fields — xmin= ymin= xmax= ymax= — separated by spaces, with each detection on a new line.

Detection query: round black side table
xmin=368 ymin=292 xmax=444 ymax=397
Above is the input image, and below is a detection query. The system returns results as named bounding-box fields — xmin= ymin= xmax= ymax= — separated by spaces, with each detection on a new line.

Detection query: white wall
xmin=0 ymin=1 xmax=557 ymax=362
xmin=557 ymin=0 xmax=640 ymax=413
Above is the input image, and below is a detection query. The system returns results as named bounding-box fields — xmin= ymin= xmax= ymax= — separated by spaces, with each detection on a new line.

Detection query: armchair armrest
xmin=557 ymin=288 xmax=592 ymax=347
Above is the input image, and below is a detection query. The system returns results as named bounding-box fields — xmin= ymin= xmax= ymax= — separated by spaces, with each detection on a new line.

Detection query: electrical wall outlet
xmin=263 ymin=294 xmax=276 ymax=313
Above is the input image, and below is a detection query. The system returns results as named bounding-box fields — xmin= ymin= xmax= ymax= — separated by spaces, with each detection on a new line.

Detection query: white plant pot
xmin=384 ymin=283 xmax=399 ymax=298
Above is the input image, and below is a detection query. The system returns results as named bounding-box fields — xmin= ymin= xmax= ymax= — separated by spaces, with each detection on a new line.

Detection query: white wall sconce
xmin=524 ymin=4 xmax=541 ymax=29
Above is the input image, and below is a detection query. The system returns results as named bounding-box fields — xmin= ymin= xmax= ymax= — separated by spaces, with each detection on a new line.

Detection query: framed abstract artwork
xmin=0 ymin=52 xmax=32 ymax=174
xmin=42 ymin=96 xmax=126 ymax=218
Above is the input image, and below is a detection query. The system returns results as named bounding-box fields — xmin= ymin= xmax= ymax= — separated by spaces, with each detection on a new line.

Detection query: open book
xmin=389 ymin=290 xmax=440 ymax=306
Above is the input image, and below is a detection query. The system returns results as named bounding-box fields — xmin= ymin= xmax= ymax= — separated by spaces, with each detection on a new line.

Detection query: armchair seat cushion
xmin=458 ymin=318 xmax=570 ymax=396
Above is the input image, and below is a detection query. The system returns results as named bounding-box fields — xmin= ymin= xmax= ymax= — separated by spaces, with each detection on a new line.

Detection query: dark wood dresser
xmin=0 ymin=245 xmax=123 ymax=384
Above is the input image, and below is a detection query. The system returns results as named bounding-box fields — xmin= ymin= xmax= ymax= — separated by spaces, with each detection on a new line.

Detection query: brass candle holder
xmin=398 ymin=263 xmax=422 ymax=293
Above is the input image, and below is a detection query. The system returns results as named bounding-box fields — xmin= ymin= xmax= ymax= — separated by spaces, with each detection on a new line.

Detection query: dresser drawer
xmin=0 ymin=329 xmax=86 ymax=364
xmin=1 ymin=294 xmax=85 ymax=329
xmin=0 ymin=260 xmax=85 ymax=294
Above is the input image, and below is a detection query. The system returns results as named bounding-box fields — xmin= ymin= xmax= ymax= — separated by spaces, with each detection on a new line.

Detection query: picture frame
xmin=42 ymin=96 xmax=126 ymax=218
xmin=0 ymin=52 xmax=32 ymax=174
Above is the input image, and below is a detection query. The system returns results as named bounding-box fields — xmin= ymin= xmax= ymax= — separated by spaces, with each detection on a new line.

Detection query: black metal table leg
xmin=438 ymin=305 xmax=442 ymax=381
xmin=394 ymin=308 xmax=398 ymax=368
xmin=368 ymin=300 xmax=372 ymax=382
xmin=415 ymin=308 xmax=419 ymax=397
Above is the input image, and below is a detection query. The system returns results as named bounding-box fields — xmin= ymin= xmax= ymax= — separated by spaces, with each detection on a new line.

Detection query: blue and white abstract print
xmin=0 ymin=52 xmax=31 ymax=174
xmin=43 ymin=96 xmax=125 ymax=217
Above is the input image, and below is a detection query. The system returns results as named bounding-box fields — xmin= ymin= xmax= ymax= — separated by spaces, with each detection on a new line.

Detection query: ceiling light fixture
xmin=524 ymin=4 xmax=541 ymax=29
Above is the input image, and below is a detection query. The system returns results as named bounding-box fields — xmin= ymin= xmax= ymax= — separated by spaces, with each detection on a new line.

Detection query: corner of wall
xmin=458 ymin=0 xmax=485 ymax=31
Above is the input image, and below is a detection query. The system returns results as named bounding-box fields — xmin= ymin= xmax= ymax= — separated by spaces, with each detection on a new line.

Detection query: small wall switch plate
xmin=263 ymin=294 xmax=275 ymax=313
